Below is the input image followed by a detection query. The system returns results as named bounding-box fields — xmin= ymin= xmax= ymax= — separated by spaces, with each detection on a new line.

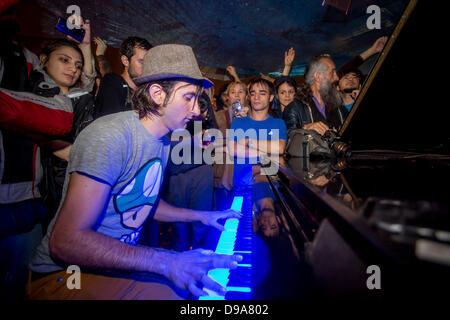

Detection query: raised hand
xmin=165 ymin=249 xmax=243 ymax=297
xmin=282 ymin=47 xmax=295 ymax=76
xmin=226 ymin=65 xmax=239 ymax=81
xmin=371 ymin=36 xmax=388 ymax=54
xmin=361 ymin=36 xmax=388 ymax=60
xmin=226 ymin=65 xmax=236 ymax=75
xmin=79 ymin=18 xmax=91 ymax=45
xmin=67 ymin=16 xmax=90 ymax=45
xmin=63 ymin=16 xmax=93 ymax=76
xmin=284 ymin=47 xmax=295 ymax=66
xmin=94 ymin=37 xmax=107 ymax=56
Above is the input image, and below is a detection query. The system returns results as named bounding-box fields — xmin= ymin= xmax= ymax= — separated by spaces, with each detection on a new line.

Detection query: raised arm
xmin=359 ymin=36 xmax=388 ymax=61
xmin=67 ymin=16 xmax=96 ymax=90
xmin=282 ymin=47 xmax=295 ymax=76
xmin=226 ymin=65 xmax=240 ymax=82
xmin=338 ymin=36 xmax=388 ymax=74
xmin=94 ymin=37 xmax=112 ymax=76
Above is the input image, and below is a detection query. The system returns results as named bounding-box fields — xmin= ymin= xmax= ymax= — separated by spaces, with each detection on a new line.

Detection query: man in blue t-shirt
xmin=229 ymin=78 xmax=287 ymax=186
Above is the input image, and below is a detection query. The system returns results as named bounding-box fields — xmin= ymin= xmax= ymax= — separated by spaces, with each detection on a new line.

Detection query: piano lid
xmin=339 ymin=0 xmax=449 ymax=155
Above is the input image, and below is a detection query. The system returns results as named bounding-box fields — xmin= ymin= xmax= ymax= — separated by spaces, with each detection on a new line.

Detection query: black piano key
xmin=234 ymin=244 xmax=252 ymax=251
xmin=236 ymin=235 xmax=252 ymax=241
xmin=235 ymin=241 xmax=252 ymax=248
xmin=225 ymin=291 xmax=252 ymax=300
xmin=227 ymin=278 xmax=252 ymax=287
xmin=229 ymin=271 xmax=251 ymax=279
xmin=229 ymin=271 xmax=252 ymax=280
xmin=235 ymin=243 xmax=252 ymax=249
xmin=238 ymin=254 xmax=252 ymax=265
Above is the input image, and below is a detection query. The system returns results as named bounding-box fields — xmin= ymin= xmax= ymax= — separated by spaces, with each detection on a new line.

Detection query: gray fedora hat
xmin=133 ymin=44 xmax=213 ymax=88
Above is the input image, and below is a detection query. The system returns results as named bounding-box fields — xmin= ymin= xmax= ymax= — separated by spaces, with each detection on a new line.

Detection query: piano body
xmin=201 ymin=0 xmax=449 ymax=300
xmin=265 ymin=0 xmax=450 ymax=299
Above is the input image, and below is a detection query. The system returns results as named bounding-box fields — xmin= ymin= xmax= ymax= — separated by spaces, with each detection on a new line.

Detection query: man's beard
xmin=319 ymin=80 xmax=342 ymax=111
xmin=128 ymin=67 xmax=140 ymax=80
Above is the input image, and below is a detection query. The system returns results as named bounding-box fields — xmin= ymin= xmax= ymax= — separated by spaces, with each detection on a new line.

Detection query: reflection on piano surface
xmin=201 ymin=154 xmax=449 ymax=300
xmin=201 ymin=175 xmax=315 ymax=300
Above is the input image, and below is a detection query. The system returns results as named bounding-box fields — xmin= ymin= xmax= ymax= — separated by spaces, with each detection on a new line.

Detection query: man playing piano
xmin=28 ymin=44 xmax=242 ymax=300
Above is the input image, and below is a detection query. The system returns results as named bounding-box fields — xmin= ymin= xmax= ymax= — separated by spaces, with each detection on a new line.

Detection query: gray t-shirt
xmin=30 ymin=111 xmax=170 ymax=273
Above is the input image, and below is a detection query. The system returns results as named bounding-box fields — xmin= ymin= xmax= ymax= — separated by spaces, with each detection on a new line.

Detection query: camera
xmin=323 ymin=130 xmax=352 ymax=158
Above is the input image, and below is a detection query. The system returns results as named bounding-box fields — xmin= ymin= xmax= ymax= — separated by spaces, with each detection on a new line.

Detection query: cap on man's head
xmin=338 ymin=67 xmax=364 ymax=82
xmin=133 ymin=44 xmax=213 ymax=88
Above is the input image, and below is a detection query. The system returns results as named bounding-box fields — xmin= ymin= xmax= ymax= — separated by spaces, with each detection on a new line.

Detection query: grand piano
xmin=200 ymin=0 xmax=449 ymax=300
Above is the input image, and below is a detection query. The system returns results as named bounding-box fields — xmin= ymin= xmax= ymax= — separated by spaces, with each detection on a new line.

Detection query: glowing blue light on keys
xmin=224 ymin=219 xmax=239 ymax=231
xmin=230 ymin=196 xmax=243 ymax=211
xmin=215 ymin=196 xmax=243 ymax=254
xmin=200 ymin=295 xmax=225 ymax=300
xmin=199 ymin=196 xmax=245 ymax=300
xmin=226 ymin=287 xmax=251 ymax=293
xmin=208 ymin=269 xmax=229 ymax=287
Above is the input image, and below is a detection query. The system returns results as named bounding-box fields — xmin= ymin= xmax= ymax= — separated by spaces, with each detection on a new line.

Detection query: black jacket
xmin=94 ymin=73 xmax=131 ymax=119
xmin=282 ymin=98 xmax=348 ymax=137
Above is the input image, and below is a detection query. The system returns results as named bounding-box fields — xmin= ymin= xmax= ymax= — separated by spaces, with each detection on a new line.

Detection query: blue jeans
xmin=0 ymin=199 xmax=46 ymax=300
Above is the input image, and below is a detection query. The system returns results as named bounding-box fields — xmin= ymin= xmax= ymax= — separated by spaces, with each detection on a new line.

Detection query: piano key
xmin=199 ymin=194 xmax=253 ymax=300
xmin=236 ymin=255 xmax=252 ymax=265
xmin=229 ymin=270 xmax=251 ymax=278
xmin=200 ymin=295 xmax=225 ymax=300
xmin=224 ymin=291 xmax=252 ymax=300
xmin=236 ymin=264 xmax=251 ymax=268
xmin=226 ymin=286 xmax=251 ymax=293
xmin=227 ymin=279 xmax=252 ymax=287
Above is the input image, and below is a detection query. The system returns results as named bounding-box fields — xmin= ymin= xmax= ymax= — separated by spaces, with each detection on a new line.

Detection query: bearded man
xmin=282 ymin=54 xmax=347 ymax=136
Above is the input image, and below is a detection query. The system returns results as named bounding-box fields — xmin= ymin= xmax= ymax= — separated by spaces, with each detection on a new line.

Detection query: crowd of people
xmin=0 ymin=8 xmax=387 ymax=300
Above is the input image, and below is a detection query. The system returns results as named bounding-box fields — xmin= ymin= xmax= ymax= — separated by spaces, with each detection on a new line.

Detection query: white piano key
xmin=200 ymin=195 xmax=249 ymax=300
xmin=226 ymin=286 xmax=252 ymax=293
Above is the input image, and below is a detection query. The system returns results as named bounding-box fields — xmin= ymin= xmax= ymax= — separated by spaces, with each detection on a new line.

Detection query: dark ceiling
xmin=12 ymin=0 xmax=409 ymax=78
